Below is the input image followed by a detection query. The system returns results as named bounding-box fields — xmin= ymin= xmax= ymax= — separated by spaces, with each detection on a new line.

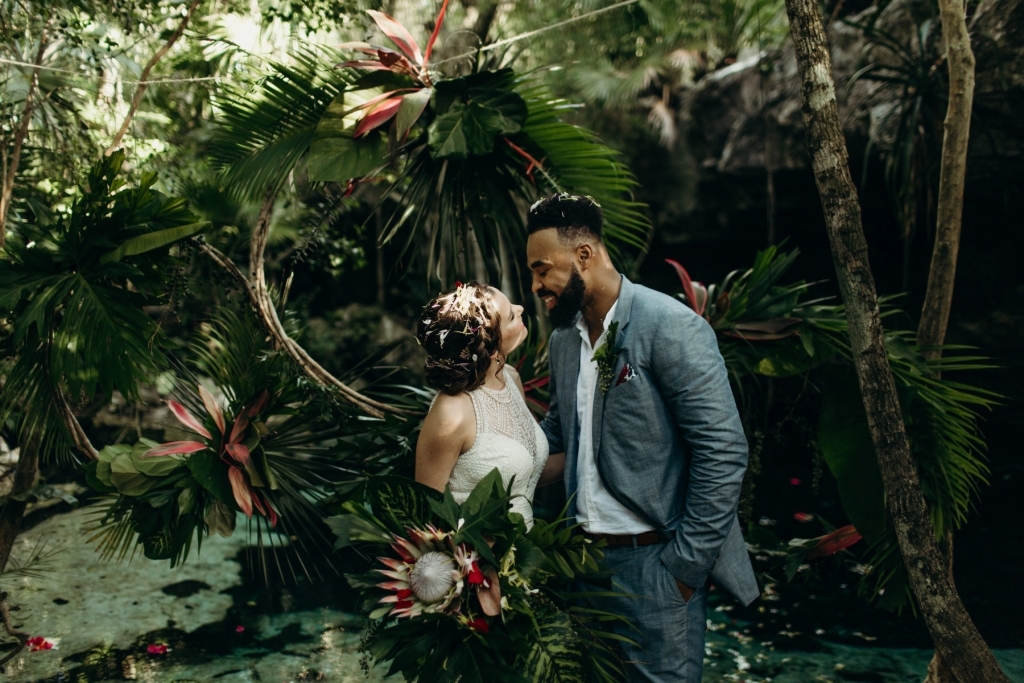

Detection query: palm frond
xmin=209 ymin=47 xmax=356 ymax=201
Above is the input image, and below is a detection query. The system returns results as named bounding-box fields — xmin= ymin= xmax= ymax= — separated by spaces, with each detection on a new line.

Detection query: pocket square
xmin=615 ymin=362 xmax=637 ymax=387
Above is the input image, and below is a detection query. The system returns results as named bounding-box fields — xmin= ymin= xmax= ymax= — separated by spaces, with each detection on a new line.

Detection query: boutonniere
xmin=591 ymin=320 xmax=622 ymax=395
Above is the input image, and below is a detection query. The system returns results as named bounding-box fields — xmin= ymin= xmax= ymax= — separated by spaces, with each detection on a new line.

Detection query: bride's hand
xmin=538 ymin=452 xmax=565 ymax=487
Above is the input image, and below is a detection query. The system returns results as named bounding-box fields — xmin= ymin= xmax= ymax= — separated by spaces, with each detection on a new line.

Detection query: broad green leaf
xmin=395 ymin=88 xmax=432 ymax=140
xmin=470 ymin=89 xmax=527 ymax=134
xmin=307 ymin=95 xmax=389 ymax=182
xmin=187 ymin=450 xmax=233 ymax=504
xmin=428 ymin=102 xmax=506 ymax=159
xmin=98 ymin=221 xmax=210 ymax=264
xmin=817 ymin=367 xmax=888 ymax=544
xmin=325 ymin=513 xmax=392 ymax=549
xmin=132 ymin=439 xmax=187 ymax=478
xmin=109 ymin=451 xmax=157 ymax=496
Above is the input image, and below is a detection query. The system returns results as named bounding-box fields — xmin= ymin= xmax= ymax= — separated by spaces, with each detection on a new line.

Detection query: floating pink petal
xmin=146 ymin=643 xmax=168 ymax=655
xmin=794 ymin=512 xmax=815 ymax=523
xmin=790 ymin=478 xmax=802 ymax=486
xmin=235 ymin=625 xmax=245 ymax=633
xmin=168 ymin=401 xmax=212 ymax=439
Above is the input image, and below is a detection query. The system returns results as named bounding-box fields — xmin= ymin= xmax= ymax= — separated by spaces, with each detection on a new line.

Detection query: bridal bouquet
xmin=327 ymin=470 xmax=630 ymax=682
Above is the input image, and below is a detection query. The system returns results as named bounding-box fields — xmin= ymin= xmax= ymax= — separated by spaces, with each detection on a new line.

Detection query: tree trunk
xmin=917 ymin=0 xmax=976 ymax=361
xmin=0 ymin=436 xmax=40 ymax=574
xmin=782 ymin=0 xmax=1008 ymax=681
xmin=105 ymin=0 xmax=202 ymax=155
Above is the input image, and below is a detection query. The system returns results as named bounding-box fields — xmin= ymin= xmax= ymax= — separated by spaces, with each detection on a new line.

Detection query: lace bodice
xmin=447 ymin=368 xmax=550 ymax=529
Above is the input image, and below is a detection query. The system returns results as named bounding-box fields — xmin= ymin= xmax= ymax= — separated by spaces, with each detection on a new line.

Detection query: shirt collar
xmin=576 ymin=299 xmax=620 ymax=341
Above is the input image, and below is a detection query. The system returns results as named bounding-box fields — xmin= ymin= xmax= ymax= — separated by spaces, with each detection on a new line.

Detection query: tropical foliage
xmin=209 ymin=5 xmax=651 ymax=287
xmin=0 ymin=152 xmax=207 ymax=458
xmin=327 ymin=469 xmax=630 ymax=683
xmin=669 ymin=246 xmax=998 ymax=611
xmin=83 ymin=307 xmax=427 ymax=576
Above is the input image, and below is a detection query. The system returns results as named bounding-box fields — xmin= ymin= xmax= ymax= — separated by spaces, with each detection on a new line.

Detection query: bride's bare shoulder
xmin=423 ymin=391 xmax=474 ymax=436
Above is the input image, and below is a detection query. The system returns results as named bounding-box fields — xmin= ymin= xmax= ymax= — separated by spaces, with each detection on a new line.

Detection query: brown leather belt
xmin=582 ymin=530 xmax=666 ymax=548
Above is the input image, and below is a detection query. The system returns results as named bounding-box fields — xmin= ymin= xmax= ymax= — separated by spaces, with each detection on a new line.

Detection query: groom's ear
xmin=576 ymin=242 xmax=595 ymax=270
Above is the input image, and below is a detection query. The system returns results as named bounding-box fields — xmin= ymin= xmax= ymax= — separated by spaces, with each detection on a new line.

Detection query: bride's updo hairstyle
xmin=415 ymin=282 xmax=503 ymax=395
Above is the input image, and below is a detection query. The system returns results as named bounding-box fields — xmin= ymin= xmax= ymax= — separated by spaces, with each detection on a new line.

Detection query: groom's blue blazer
xmin=540 ymin=276 xmax=760 ymax=605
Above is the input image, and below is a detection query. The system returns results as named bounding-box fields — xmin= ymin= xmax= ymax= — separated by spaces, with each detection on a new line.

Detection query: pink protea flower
xmin=374 ymin=527 xmax=464 ymax=619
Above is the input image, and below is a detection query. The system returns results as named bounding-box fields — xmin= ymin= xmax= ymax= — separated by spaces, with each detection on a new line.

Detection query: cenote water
xmin=1 ymin=500 xmax=1020 ymax=683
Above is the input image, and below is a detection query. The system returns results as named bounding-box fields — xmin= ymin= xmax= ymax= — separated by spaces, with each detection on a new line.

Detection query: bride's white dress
xmin=446 ymin=367 xmax=550 ymax=529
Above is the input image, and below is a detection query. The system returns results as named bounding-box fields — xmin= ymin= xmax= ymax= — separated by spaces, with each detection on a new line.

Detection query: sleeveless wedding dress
xmin=446 ymin=367 xmax=550 ymax=529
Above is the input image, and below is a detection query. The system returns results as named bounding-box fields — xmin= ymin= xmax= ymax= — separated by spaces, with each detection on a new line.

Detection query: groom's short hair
xmin=526 ymin=193 xmax=603 ymax=245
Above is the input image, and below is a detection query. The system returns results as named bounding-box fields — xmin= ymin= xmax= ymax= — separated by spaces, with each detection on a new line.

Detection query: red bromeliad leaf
xmin=367 ymin=10 xmax=423 ymax=65
xmin=665 ymin=259 xmax=706 ymax=318
xmin=224 ymin=442 xmax=251 ymax=467
xmin=227 ymin=466 xmax=253 ymax=517
xmin=354 ymin=96 xmax=404 ymax=137
xmin=198 ymin=384 xmax=225 ymax=436
xmin=524 ymin=396 xmax=550 ymax=412
xmin=806 ymin=524 xmax=863 ymax=560
xmin=338 ymin=59 xmax=392 ymax=71
xmin=422 ymin=0 xmax=452 ymax=67
xmin=344 ymin=88 xmax=414 ymax=118
xmin=263 ymin=495 xmax=278 ymax=527
xmin=168 ymin=401 xmax=213 ymax=440
xmin=377 ymin=49 xmax=417 ymax=75
xmin=522 ymin=376 xmax=550 ymax=392
xmin=143 ymin=441 xmax=207 ymax=457
xmin=229 ymin=414 xmax=249 ymax=445
xmin=722 ymin=318 xmax=803 ymax=341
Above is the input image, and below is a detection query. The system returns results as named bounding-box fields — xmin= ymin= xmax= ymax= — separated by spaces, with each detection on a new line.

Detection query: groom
xmin=527 ymin=194 xmax=759 ymax=682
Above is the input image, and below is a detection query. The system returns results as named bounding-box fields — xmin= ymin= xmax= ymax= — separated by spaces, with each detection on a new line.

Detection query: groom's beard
xmin=540 ymin=266 xmax=587 ymax=329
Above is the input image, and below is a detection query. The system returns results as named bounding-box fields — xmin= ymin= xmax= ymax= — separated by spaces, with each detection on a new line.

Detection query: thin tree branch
xmin=196 ymin=192 xmax=416 ymax=419
xmin=917 ymin=0 xmax=976 ymax=362
xmin=104 ymin=0 xmax=202 ymax=156
xmin=0 ymin=25 xmax=48 ymax=246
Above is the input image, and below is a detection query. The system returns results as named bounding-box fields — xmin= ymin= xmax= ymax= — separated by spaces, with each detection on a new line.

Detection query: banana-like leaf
xmin=520 ymin=609 xmax=586 ymax=683
xmin=98 ymin=221 xmax=209 ymax=264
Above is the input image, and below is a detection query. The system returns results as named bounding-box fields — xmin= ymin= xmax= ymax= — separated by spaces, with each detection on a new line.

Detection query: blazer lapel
xmin=593 ymin=275 xmax=634 ymax=465
xmin=560 ymin=330 xmax=582 ymax=518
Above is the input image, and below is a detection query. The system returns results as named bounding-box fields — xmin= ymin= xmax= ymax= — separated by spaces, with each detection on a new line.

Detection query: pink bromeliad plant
xmin=337 ymin=0 xmax=451 ymax=139
xmin=148 ymin=386 xmax=278 ymax=526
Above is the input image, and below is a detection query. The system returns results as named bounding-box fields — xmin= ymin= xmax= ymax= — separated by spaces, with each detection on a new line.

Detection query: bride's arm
xmin=415 ymin=393 xmax=475 ymax=493
xmin=538 ymin=452 xmax=565 ymax=487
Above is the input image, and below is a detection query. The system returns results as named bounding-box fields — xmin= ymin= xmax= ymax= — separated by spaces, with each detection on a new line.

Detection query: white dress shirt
xmin=575 ymin=301 xmax=655 ymax=534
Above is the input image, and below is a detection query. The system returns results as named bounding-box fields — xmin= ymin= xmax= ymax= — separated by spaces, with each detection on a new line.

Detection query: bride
xmin=413 ymin=281 xmax=563 ymax=528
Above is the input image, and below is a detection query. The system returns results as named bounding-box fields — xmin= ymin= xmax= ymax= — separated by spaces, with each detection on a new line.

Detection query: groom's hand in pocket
xmin=675 ymin=578 xmax=696 ymax=603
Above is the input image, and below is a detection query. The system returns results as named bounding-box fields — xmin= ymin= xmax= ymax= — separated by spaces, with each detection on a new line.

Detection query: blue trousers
xmin=586 ymin=542 xmax=709 ymax=683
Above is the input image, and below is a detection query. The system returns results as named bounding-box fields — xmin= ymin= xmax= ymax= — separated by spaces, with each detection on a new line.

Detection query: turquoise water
xmin=1 ymin=506 xmax=1021 ymax=682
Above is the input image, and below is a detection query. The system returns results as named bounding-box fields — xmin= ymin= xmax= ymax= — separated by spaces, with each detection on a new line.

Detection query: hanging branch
xmin=782 ymin=0 xmax=1009 ymax=680
xmin=0 ymin=26 xmax=49 ymax=246
xmin=52 ymin=385 xmax=98 ymax=460
xmin=104 ymin=0 xmax=202 ymax=156
xmin=917 ymin=0 xmax=976 ymax=361
xmin=246 ymin=189 xmax=416 ymax=419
